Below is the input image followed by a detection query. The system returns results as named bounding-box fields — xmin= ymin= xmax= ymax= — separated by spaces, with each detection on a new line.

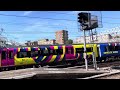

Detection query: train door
xmin=1 ymin=48 xmax=14 ymax=67
xmin=1 ymin=48 xmax=7 ymax=67
xmin=65 ymin=46 xmax=75 ymax=60
xmin=7 ymin=49 xmax=14 ymax=66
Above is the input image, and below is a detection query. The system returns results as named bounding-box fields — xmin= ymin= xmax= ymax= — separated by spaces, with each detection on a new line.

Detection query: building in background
xmin=38 ymin=39 xmax=48 ymax=45
xmin=25 ymin=41 xmax=38 ymax=47
xmin=38 ymin=39 xmax=56 ymax=45
xmin=55 ymin=30 xmax=68 ymax=44
xmin=75 ymin=34 xmax=113 ymax=44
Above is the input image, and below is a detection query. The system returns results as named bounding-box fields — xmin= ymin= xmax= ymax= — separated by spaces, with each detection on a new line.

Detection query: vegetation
xmin=66 ymin=39 xmax=73 ymax=44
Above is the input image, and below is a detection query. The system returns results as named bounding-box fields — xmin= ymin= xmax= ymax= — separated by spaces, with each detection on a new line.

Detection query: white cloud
xmin=23 ymin=11 xmax=33 ymax=16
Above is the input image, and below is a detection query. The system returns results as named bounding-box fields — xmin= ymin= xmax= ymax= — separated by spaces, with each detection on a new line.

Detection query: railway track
xmin=44 ymin=60 xmax=120 ymax=70
xmin=0 ymin=59 xmax=120 ymax=72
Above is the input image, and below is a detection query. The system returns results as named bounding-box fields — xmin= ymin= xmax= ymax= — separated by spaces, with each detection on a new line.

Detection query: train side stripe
xmin=28 ymin=47 xmax=31 ymax=51
xmin=49 ymin=46 xmax=57 ymax=62
xmin=46 ymin=46 xmax=54 ymax=63
xmin=41 ymin=47 xmax=50 ymax=63
xmin=41 ymin=47 xmax=47 ymax=62
xmin=34 ymin=55 xmax=44 ymax=63
xmin=54 ymin=46 xmax=61 ymax=62
xmin=18 ymin=48 xmax=20 ymax=52
xmin=26 ymin=48 xmax=28 ymax=51
xmin=46 ymin=55 xmax=53 ymax=63
xmin=34 ymin=47 xmax=45 ymax=63
xmin=59 ymin=46 xmax=65 ymax=61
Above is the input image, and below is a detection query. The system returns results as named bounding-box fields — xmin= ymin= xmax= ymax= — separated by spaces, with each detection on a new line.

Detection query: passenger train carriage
xmin=98 ymin=43 xmax=120 ymax=62
xmin=0 ymin=43 xmax=119 ymax=70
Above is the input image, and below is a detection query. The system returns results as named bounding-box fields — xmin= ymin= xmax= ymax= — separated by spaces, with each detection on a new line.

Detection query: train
xmin=0 ymin=42 xmax=120 ymax=70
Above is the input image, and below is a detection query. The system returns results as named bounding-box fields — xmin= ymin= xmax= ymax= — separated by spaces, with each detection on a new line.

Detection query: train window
xmin=53 ymin=49 xmax=58 ymax=55
xmin=113 ymin=46 xmax=119 ymax=51
xmin=118 ymin=46 xmax=120 ymax=50
xmin=66 ymin=47 xmax=73 ymax=54
xmin=49 ymin=49 xmax=63 ymax=55
xmin=109 ymin=46 xmax=113 ymax=51
xmin=76 ymin=48 xmax=84 ymax=53
xmin=58 ymin=49 xmax=63 ymax=55
xmin=105 ymin=46 xmax=114 ymax=51
xmin=86 ymin=48 xmax=93 ymax=52
xmin=27 ymin=51 xmax=31 ymax=57
xmin=49 ymin=49 xmax=54 ymax=54
xmin=105 ymin=46 xmax=109 ymax=52
xmin=9 ymin=51 xmax=14 ymax=59
xmin=17 ymin=51 xmax=31 ymax=58
xmin=41 ymin=50 xmax=49 ymax=56
xmin=2 ymin=51 xmax=6 ymax=60
xmin=31 ymin=51 xmax=39 ymax=57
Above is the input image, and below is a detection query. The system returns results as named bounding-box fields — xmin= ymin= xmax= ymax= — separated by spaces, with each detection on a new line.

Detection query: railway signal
xmin=78 ymin=12 xmax=99 ymax=71
xmin=78 ymin=12 xmax=92 ymax=71
xmin=78 ymin=12 xmax=91 ymax=30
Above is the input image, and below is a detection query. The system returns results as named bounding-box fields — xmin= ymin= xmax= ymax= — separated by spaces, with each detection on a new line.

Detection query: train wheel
xmin=5 ymin=67 xmax=9 ymax=71
xmin=1 ymin=67 xmax=4 ymax=71
xmin=33 ymin=65 xmax=40 ymax=68
xmin=14 ymin=67 xmax=17 ymax=70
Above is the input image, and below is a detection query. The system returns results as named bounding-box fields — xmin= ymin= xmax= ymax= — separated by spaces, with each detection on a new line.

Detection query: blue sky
xmin=0 ymin=11 xmax=120 ymax=44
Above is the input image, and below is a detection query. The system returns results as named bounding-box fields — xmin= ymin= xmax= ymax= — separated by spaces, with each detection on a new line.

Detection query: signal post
xmin=78 ymin=12 xmax=98 ymax=71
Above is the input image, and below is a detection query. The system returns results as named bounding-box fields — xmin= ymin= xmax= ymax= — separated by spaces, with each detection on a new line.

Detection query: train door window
xmin=9 ymin=51 xmax=14 ymax=59
xmin=58 ymin=49 xmax=63 ymax=55
xmin=76 ymin=48 xmax=84 ymax=53
xmin=86 ymin=47 xmax=93 ymax=52
xmin=2 ymin=51 xmax=6 ymax=60
xmin=71 ymin=48 xmax=74 ymax=54
xmin=66 ymin=48 xmax=69 ymax=54
xmin=66 ymin=47 xmax=74 ymax=54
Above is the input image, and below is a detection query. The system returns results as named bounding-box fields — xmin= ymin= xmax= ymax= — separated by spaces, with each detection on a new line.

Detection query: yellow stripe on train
xmin=41 ymin=47 xmax=48 ymax=61
xmin=49 ymin=46 xmax=58 ymax=63
xmin=18 ymin=48 xmax=20 ymax=52
xmin=28 ymin=47 xmax=31 ymax=51
xmin=58 ymin=45 xmax=65 ymax=61
xmin=41 ymin=56 xmax=47 ymax=61
xmin=14 ymin=55 xmax=36 ymax=66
